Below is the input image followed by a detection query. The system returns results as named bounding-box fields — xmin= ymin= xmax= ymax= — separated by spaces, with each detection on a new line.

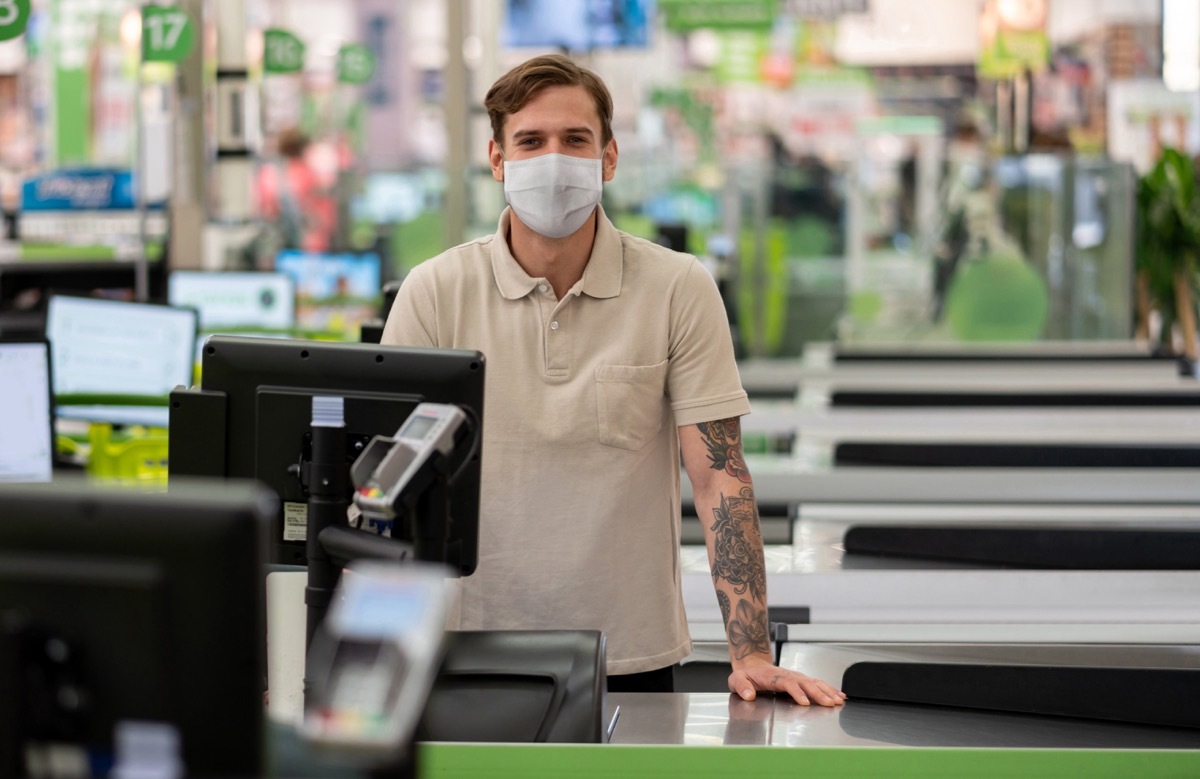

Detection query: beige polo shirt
xmin=382 ymin=206 xmax=750 ymax=674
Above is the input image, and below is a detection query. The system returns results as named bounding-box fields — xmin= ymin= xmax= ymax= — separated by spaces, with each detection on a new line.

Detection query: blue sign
xmin=21 ymin=168 xmax=162 ymax=211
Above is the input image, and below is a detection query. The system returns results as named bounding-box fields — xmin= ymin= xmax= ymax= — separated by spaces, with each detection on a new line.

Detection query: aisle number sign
xmin=337 ymin=44 xmax=376 ymax=85
xmin=142 ymin=6 xmax=195 ymax=63
xmin=264 ymin=28 xmax=305 ymax=74
xmin=0 ymin=0 xmax=30 ymax=42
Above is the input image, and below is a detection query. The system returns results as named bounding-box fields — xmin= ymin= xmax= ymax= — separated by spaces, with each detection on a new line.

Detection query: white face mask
xmin=503 ymin=152 xmax=603 ymax=239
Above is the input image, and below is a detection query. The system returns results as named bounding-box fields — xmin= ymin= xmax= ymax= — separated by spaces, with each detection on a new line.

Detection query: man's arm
xmin=679 ymin=418 xmax=845 ymax=707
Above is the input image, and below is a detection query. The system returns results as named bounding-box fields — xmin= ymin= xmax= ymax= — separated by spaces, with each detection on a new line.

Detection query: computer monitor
xmin=167 ymin=270 xmax=296 ymax=331
xmin=0 ymin=338 xmax=54 ymax=483
xmin=167 ymin=336 xmax=484 ymax=574
xmin=44 ymin=294 xmax=198 ymax=428
xmin=274 ymin=251 xmax=383 ymax=339
xmin=504 ymin=0 xmax=653 ymax=50
xmin=350 ymin=172 xmax=426 ymax=225
xmin=0 ymin=478 xmax=272 ymax=777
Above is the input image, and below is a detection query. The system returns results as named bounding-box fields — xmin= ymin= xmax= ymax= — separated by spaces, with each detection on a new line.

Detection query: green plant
xmin=1136 ymin=147 xmax=1200 ymax=358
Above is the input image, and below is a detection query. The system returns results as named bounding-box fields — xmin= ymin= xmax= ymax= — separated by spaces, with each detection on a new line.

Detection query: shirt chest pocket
xmin=595 ymin=360 xmax=668 ymax=451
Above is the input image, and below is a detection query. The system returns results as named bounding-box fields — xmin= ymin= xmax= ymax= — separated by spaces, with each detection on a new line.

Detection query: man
xmin=382 ymin=54 xmax=844 ymax=707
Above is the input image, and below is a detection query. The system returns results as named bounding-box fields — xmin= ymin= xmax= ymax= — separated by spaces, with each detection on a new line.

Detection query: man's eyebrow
xmin=510 ymin=127 xmax=595 ymax=140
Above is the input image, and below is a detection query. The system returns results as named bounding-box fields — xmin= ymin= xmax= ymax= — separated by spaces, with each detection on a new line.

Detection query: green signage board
xmin=660 ymin=0 xmax=779 ymax=31
xmin=979 ymin=28 xmax=1050 ymax=78
xmin=264 ymin=28 xmax=305 ymax=74
xmin=337 ymin=43 xmax=376 ymax=85
xmin=51 ymin=0 xmax=94 ymax=164
xmin=0 ymin=0 xmax=29 ymax=42
xmin=142 ymin=5 xmax=195 ymax=63
xmin=715 ymin=30 xmax=769 ymax=84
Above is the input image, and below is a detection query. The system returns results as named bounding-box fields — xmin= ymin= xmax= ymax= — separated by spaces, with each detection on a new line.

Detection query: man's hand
xmin=728 ymin=660 xmax=846 ymax=707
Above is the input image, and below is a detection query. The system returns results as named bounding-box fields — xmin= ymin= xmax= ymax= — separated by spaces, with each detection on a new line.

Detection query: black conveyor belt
xmin=834 ymin=442 xmax=1200 ymax=468
xmin=842 ymin=662 xmax=1200 ymax=730
xmin=843 ymin=526 xmax=1200 ymax=569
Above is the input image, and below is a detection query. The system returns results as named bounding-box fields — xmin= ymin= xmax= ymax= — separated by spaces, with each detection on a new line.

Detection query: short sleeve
xmin=666 ymin=260 xmax=750 ymax=426
xmin=381 ymin=264 xmax=437 ymax=348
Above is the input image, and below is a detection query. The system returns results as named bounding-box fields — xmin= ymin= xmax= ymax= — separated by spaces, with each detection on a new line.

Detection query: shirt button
xmin=538 ymin=284 xmax=548 ymax=293
xmin=550 ymin=321 xmax=559 ymax=331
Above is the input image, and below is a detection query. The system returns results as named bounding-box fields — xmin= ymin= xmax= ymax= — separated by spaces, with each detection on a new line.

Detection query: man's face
xmin=488 ymin=85 xmax=618 ymax=183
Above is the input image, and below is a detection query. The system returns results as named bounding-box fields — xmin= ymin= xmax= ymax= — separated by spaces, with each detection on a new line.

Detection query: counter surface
xmin=612 ymin=639 xmax=1200 ymax=749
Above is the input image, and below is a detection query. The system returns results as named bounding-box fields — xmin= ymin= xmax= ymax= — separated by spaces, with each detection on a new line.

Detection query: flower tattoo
xmin=708 ymin=488 xmax=766 ymax=603
xmin=727 ymin=598 xmax=770 ymax=659
xmin=697 ymin=418 xmax=751 ymax=483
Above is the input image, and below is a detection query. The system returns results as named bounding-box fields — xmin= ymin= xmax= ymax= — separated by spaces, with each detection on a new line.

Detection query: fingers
xmin=728 ymin=670 xmax=758 ymax=701
xmin=794 ymin=678 xmax=847 ymax=708
xmin=732 ymin=667 xmax=847 ymax=707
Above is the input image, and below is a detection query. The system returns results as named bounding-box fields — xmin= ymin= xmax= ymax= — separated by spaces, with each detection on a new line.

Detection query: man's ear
xmin=602 ymin=137 xmax=619 ymax=182
xmin=488 ymin=138 xmax=505 ymax=182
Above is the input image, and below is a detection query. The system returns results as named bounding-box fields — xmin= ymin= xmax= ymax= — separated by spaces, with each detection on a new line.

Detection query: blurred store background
xmin=0 ymin=0 xmax=1195 ymax=358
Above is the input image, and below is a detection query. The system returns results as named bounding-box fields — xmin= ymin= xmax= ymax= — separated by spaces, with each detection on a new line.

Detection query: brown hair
xmin=277 ymin=127 xmax=309 ymax=159
xmin=485 ymin=54 xmax=614 ymax=149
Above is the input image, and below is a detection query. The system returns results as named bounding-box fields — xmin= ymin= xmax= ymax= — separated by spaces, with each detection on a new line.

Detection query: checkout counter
xmin=663 ymin=469 xmax=1200 ymax=776
xmin=730 ymin=340 xmax=1200 ymax=470
xmin=737 ymin=355 xmax=1192 ymax=401
xmin=50 ymin=341 xmax=1200 ymax=777
xmin=284 ymin=346 xmax=1200 ymax=775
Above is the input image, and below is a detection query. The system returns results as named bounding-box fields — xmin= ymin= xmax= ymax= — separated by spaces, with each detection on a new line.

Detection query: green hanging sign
xmin=659 ymin=0 xmax=778 ymax=31
xmin=336 ymin=43 xmax=375 ymax=85
xmin=0 ymin=0 xmax=30 ymax=42
xmin=264 ymin=28 xmax=305 ymax=74
xmin=142 ymin=5 xmax=195 ymax=63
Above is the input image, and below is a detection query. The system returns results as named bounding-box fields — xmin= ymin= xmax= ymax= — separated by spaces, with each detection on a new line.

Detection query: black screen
xmin=0 ymin=478 xmax=272 ymax=777
xmin=168 ymin=336 xmax=484 ymax=574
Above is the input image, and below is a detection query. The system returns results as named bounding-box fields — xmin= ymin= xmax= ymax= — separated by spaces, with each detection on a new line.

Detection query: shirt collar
xmin=490 ymin=206 xmax=623 ymax=300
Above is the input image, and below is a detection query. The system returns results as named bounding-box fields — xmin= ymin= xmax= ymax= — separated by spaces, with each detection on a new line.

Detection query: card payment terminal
xmin=301 ymin=561 xmax=449 ymax=766
xmin=350 ymin=403 xmax=468 ymax=531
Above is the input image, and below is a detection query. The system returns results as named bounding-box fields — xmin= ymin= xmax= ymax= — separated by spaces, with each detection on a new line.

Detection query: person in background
xmin=256 ymin=127 xmax=336 ymax=254
xmin=382 ymin=54 xmax=844 ymax=706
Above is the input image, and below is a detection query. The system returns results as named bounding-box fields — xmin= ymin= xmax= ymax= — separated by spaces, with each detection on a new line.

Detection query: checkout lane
xmin=737 ymin=355 xmax=1194 ymax=401
xmin=276 ymin=348 xmax=1200 ymax=769
xmin=675 ymin=454 xmax=1200 ymax=749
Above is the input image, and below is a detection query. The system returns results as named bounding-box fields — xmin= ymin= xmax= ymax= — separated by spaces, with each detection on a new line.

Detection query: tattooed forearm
xmin=696 ymin=418 xmax=751 ymax=483
xmin=717 ymin=590 xmax=732 ymax=627
xmin=708 ymin=487 xmax=766 ymax=603
xmin=726 ymin=599 xmax=770 ymax=659
xmin=696 ymin=417 xmax=770 ymax=659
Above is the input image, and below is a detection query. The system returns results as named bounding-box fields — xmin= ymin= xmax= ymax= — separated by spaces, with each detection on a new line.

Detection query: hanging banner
xmin=51 ymin=0 xmax=98 ymax=164
xmin=142 ymin=5 xmax=195 ymax=63
xmin=336 ymin=43 xmax=376 ymax=85
xmin=660 ymin=0 xmax=779 ymax=32
xmin=264 ymin=28 xmax=305 ymax=74
xmin=978 ymin=0 xmax=1049 ymax=79
xmin=787 ymin=0 xmax=867 ymax=18
xmin=0 ymin=0 xmax=30 ymax=42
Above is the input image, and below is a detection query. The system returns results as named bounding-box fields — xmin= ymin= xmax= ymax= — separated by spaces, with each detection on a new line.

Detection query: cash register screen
xmin=168 ymin=270 xmax=296 ymax=330
xmin=45 ymin=295 xmax=198 ymax=427
xmin=0 ymin=340 xmax=54 ymax=483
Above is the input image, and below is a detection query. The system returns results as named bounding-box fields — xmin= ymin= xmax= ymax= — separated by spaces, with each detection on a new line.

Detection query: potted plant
xmin=1136 ymin=147 xmax=1200 ymax=363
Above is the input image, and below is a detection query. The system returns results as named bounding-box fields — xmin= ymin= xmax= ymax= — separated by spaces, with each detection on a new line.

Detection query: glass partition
xmin=756 ymin=153 xmax=1139 ymax=356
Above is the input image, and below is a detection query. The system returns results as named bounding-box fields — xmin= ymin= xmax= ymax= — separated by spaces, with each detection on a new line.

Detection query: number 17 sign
xmin=142 ymin=5 xmax=195 ymax=63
